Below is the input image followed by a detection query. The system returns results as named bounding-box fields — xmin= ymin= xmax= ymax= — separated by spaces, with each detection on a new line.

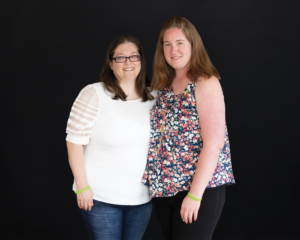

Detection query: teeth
xmin=124 ymin=68 xmax=134 ymax=71
xmin=171 ymin=56 xmax=181 ymax=60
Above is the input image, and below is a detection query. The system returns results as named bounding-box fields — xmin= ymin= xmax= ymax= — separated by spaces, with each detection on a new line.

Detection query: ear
xmin=109 ymin=60 xmax=113 ymax=70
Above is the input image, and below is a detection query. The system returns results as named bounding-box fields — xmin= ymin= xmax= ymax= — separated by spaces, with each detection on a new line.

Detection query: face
xmin=163 ymin=28 xmax=192 ymax=71
xmin=109 ymin=42 xmax=141 ymax=82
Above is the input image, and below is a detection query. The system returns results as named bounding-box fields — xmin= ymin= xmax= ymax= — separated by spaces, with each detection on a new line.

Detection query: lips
xmin=171 ymin=56 xmax=181 ymax=60
xmin=123 ymin=68 xmax=135 ymax=71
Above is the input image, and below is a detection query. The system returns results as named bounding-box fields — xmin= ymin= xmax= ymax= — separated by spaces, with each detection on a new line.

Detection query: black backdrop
xmin=1 ymin=0 xmax=300 ymax=239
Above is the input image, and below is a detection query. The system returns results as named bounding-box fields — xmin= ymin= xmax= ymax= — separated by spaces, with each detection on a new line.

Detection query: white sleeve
xmin=66 ymin=85 xmax=99 ymax=145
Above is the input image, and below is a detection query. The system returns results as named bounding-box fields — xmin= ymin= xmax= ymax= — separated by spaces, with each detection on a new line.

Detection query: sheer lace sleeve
xmin=66 ymin=85 xmax=99 ymax=145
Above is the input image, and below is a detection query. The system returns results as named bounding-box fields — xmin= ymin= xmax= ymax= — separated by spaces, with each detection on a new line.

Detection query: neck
xmin=173 ymin=67 xmax=190 ymax=83
xmin=119 ymin=78 xmax=140 ymax=100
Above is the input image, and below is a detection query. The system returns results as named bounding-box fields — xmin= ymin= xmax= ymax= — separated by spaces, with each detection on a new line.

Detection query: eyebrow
xmin=163 ymin=39 xmax=185 ymax=43
xmin=115 ymin=52 xmax=139 ymax=56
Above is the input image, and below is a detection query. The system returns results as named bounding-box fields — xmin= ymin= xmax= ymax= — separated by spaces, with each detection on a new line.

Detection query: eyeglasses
xmin=110 ymin=55 xmax=141 ymax=63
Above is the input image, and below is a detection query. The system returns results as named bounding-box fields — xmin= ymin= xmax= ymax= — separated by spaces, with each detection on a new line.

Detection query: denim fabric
xmin=79 ymin=199 xmax=152 ymax=240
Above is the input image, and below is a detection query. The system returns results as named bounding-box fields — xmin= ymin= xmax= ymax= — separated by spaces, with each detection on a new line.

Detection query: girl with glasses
xmin=66 ymin=35 xmax=156 ymax=240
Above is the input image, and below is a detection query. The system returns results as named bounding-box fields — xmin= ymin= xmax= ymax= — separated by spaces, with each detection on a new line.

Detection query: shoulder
xmin=78 ymin=84 xmax=97 ymax=97
xmin=90 ymin=82 xmax=104 ymax=92
xmin=89 ymin=82 xmax=114 ymax=99
xmin=157 ymin=87 xmax=169 ymax=98
xmin=195 ymin=75 xmax=222 ymax=95
xmin=76 ymin=84 xmax=99 ymax=106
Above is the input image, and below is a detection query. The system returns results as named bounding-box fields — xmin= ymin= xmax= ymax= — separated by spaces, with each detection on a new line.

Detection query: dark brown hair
xmin=97 ymin=35 xmax=153 ymax=101
xmin=152 ymin=16 xmax=220 ymax=90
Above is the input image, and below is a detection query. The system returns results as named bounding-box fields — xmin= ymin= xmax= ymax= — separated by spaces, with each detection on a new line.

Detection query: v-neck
xmin=170 ymin=82 xmax=193 ymax=96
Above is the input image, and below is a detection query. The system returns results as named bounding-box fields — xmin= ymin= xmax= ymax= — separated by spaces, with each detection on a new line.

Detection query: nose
xmin=125 ymin=57 xmax=131 ymax=64
xmin=171 ymin=44 xmax=177 ymax=53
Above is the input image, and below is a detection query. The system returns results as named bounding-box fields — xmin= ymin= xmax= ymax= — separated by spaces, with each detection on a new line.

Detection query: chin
xmin=123 ymin=75 xmax=138 ymax=81
xmin=167 ymin=62 xmax=182 ymax=70
xmin=171 ymin=64 xmax=185 ymax=71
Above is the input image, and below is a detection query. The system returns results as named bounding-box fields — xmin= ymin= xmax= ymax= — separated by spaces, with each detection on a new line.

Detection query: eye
xmin=116 ymin=56 xmax=125 ymax=61
xmin=178 ymin=42 xmax=183 ymax=45
xmin=130 ymin=55 xmax=141 ymax=61
xmin=164 ymin=43 xmax=170 ymax=47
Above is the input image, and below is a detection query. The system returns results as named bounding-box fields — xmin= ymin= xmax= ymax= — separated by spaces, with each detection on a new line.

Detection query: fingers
xmin=84 ymin=200 xmax=93 ymax=211
xmin=180 ymin=196 xmax=201 ymax=224
xmin=188 ymin=211 xmax=193 ymax=224
xmin=77 ymin=197 xmax=93 ymax=211
xmin=180 ymin=209 xmax=188 ymax=224
xmin=181 ymin=209 xmax=198 ymax=224
xmin=88 ymin=201 xmax=93 ymax=211
xmin=193 ymin=209 xmax=198 ymax=222
xmin=181 ymin=211 xmax=195 ymax=224
xmin=83 ymin=201 xmax=88 ymax=211
xmin=77 ymin=198 xmax=82 ymax=209
xmin=77 ymin=189 xmax=93 ymax=211
xmin=79 ymin=200 xmax=90 ymax=211
xmin=180 ymin=209 xmax=184 ymax=222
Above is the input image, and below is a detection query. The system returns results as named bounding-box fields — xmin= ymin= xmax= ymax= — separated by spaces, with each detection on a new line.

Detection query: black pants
xmin=153 ymin=185 xmax=226 ymax=240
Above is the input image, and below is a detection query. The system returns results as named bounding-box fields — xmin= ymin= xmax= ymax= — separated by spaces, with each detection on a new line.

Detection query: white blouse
xmin=66 ymin=82 xmax=157 ymax=205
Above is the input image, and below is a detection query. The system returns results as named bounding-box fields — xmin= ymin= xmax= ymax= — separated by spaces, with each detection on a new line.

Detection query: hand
xmin=180 ymin=195 xmax=201 ymax=224
xmin=77 ymin=188 xmax=93 ymax=211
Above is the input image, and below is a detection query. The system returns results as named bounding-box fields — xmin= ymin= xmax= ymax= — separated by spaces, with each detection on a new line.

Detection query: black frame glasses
xmin=110 ymin=55 xmax=141 ymax=63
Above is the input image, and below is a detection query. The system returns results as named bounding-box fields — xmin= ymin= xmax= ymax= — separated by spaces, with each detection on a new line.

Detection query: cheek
xmin=118 ymin=64 xmax=125 ymax=72
xmin=186 ymin=46 xmax=192 ymax=57
xmin=136 ymin=62 xmax=142 ymax=72
xmin=163 ymin=48 xmax=169 ymax=58
xmin=182 ymin=47 xmax=192 ymax=61
xmin=163 ymin=50 xmax=172 ymax=64
xmin=113 ymin=65 xmax=123 ymax=77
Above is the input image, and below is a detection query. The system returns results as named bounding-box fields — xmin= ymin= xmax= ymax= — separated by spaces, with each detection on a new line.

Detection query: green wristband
xmin=76 ymin=185 xmax=90 ymax=195
xmin=188 ymin=192 xmax=202 ymax=201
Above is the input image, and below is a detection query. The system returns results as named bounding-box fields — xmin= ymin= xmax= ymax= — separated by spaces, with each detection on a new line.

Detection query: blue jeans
xmin=79 ymin=199 xmax=152 ymax=240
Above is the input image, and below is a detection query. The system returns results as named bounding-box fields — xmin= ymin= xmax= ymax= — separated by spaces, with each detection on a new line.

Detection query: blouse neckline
xmin=170 ymin=82 xmax=193 ymax=96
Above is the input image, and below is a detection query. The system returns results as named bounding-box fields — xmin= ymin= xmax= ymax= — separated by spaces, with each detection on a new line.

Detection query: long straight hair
xmin=152 ymin=16 xmax=220 ymax=90
xmin=97 ymin=35 xmax=153 ymax=101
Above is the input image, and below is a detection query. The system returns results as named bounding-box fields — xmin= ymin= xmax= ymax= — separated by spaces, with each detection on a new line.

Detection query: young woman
xmin=66 ymin=35 xmax=157 ymax=240
xmin=142 ymin=16 xmax=235 ymax=240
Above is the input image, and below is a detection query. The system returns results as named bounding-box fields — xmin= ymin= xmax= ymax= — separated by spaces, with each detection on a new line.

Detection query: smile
xmin=171 ymin=56 xmax=181 ymax=60
xmin=123 ymin=68 xmax=135 ymax=71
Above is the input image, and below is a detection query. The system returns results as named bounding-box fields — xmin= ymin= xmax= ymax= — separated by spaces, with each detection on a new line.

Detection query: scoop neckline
xmin=126 ymin=98 xmax=142 ymax=102
xmin=118 ymin=97 xmax=142 ymax=102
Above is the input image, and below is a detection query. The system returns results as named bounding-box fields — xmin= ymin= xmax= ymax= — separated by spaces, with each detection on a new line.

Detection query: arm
xmin=180 ymin=76 xmax=225 ymax=223
xmin=66 ymin=141 xmax=93 ymax=211
xmin=65 ymin=84 xmax=99 ymax=211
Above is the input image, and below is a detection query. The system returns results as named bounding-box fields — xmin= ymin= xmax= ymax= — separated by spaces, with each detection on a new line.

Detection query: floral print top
xmin=142 ymin=78 xmax=235 ymax=198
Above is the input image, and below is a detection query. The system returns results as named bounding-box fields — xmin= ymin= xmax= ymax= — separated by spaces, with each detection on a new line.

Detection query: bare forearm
xmin=189 ymin=146 xmax=220 ymax=198
xmin=66 ymin=141 xmax=88 ymax=190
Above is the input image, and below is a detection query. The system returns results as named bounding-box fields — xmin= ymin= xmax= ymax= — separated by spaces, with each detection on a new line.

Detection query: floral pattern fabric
xmin=142 ymin=79 xmax=235 ymax=198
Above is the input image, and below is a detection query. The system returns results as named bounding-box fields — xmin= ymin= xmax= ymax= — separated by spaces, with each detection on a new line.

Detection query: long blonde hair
xmin=152 ymin=16 xmax=220 ymax=90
